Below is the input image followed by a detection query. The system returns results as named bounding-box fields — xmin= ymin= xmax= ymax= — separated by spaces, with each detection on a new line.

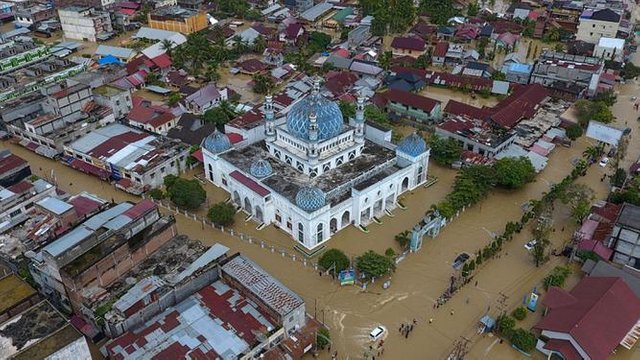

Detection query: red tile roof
xmin=123 ymin=199 xmax=157 ymax=220
xmin=535 ymin=277 xmax=640 ymax=360
xmin=230 ymin=170 xmax=270 ymax=197
xmin=127 ymin=104 xmax=176 ymax=129
xmin=68 ymin=195 xmax=103 ymax=219
xmin=543 ymin=339 xmax=581 ymax=360
xmin=489 ymin=84 xmax=548 ymax=128
xmin=150 ymin=53 xmax=172 ymax=69
xmin=391 ymin=36 xmax=425 ymax=51
xmin=69 ymin=159 xmax=110 ymax=180
xmin=0 ymin=154 xmax=28 ymax=176
xmin=191 ymin=148 xmax=204 ymax=163
xmin=87 ymin=132 xmax=149 ymax=159
xmin=444 ymin=100 xmax=491 ymax=120
xmin=7 ymin=180 xmax=33 ymax=194
xmin=383 ymin=89 xmax=440 ymax=112
xmin=325 ymin=71 xmax=358 ymax=97
xmin=433 ymin=41 xmax=449 ymax=57
xmin=284 ymin=23 xmax=303 ymax=39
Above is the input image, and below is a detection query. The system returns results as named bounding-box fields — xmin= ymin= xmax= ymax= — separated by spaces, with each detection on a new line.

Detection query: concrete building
xmin=377 ymin=89 xmax=442 ymax=123
xmin=58 ymin=6 xmax=113 ymax=42
xmin=14 ymin=5 xmax=57 ymax=28
xmin=284 ymin=0 xmax=313 ymax=13
xmin=92 ymin=84 xmax=132 ymax=120
xmin=594 ymin=37 xmax=625 ymax=62
xmin=0 ymin=39 xmax=49 ymax=75
xmin=609 ymin=203 xmax=640 ymax=269
xmin=576 ymin=8 xmax=621 ymax=44
xmin=63 ymin=124 xmax=189 ymax=192
xmin=127 ymin=102 xmax=179 ymax=135
xmin=530 ymin=51 xmax=603 ymax=100
xmin=147 ymin=6 xmax=208 ymax=34
xmin=0 ymin=150 xmax=30 ymax=188
xmin=504 ymin=63 xmax=533 ymax=84
xmin=184 ymin=83 xmax=229 ymax=114
xmin=435 ymin=116 xmax=517 ymax=158
xmin=0 ymin=179 xmax=57 ymax=234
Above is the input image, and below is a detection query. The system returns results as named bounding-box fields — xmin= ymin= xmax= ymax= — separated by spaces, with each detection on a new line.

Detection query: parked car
xmin=524 ymin=239 xmax=537 ymax=251
xmin=599 ymin=157 xmax=610 ymax=167
xmin=369 ymin=325 xmax=387 ymax=342
xmin=452 ymin=252 xmax=470 ymax=270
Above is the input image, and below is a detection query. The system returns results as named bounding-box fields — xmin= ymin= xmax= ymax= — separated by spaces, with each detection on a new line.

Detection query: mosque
xmin=202 ymin=80 xmax=430 ymax=250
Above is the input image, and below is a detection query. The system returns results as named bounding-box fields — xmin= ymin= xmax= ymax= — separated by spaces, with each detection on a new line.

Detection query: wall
xmin=576 ymin=18 xmax=619 ymax=43
xmin=434 ymin=127 xmax=517 ymax=158
xmin=539 ymin=330 xmax=590 ymax=359
xmin=147 ymin=12 xmax=207 ymax=34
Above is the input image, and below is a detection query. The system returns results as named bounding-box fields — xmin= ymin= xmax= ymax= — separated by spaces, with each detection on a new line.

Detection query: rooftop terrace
xmin=0 ymin=275 xmax=36 ymax=316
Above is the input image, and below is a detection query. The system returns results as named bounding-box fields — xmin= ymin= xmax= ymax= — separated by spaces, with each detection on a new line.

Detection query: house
xmin=508 ymin=2 xmax=532 ymax=20
xmin=226 ymin=27 xmax=261 ymax=47
xmin=594 ymin=37 xmax=625 ymax=62
xmin=609 ymin=203 xmax=640 ymax=268
xmin=455 ymin=24 xmax=479 ymax=42
xmin=184 ymin=83 xmax=229 ymax=114
xmin=462 ymin=49 xmax=480 ymax=64
xmin=505 ymin=63 xmax=533 ymax=84
xmin=386 ymin=70 xmax=427 ymax=92
xmin=379 ymin=89 xmax=441 ymax=122
xmin=280 ymin=22 xmax=304 ymax=43
xmin=300 ymin=2 xmax=333 ymax=23
xmin=445 ymin=43 xmax=465 ymax=64
xmin=0 ymin=150 xmax=31 ymax=188
xmin=167 ymin=113 xmax=218 ymax=146
xmin=410 ymin=21 xmax=437 ymax=40
xmin=95 ymin=45 xmax=136 ymax=62
xmin=432 ymin=42 xmax=449 ymax=66
xmin=348 ymin=25 xmax=371 ymax=49
xmin=462 ymin=62 xmax=493 ymax=78
xmin=479 ymin=24 xmax=494 ymax=38
xmin=263 ymin=47 xmax=285 ymax=67
xmin=127 ymin=102 xmax=179 ymax=134
xmin=436 ymin=26 xmax=456 ymax=39
xmin=534 ymin=277 xmax=640 ymax=359
xmin=436 ymin=116 xmax=517 ymax=158
xmin=324 ymin=71 xmax=359 ymax=98
xmin=530 ymin=51 xmax=603 ymax=100
xmin=576 ymin=8 xmax=621 ymax=44
xmin=390 ymin=36 xmax=426 ymax=58
xmin=567 ymin=40 xmax=596 ymax=56
xmin=93 ymin=84 xmax=132 ymax=119
xmin=496 ymin=32 xmax=520 ymax=51
xmin=238 ymin=59 xmax=268 ymax=75
xmin=349 ymin=60 xmax=383 ymax=78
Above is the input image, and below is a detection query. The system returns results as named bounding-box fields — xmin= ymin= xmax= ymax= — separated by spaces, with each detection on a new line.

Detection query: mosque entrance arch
xmin=255 ymin=206 xmax=264 ymax=223
xmin=401 ymin=177 xmax=409 ymax=192
xmin=330 ymin=218 xmax=338 ymax=233
xmin=244 ymin=197 xmax=252 ymax=214
xmin=341 ymin=211 xmax=350 ymax=227
xmin=233 ymin=191 xmax=241 ymax=205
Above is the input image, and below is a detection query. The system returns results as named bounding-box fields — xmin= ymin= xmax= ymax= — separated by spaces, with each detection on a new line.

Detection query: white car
xmin=524 ymin=239 xmax=537 ymax=251
xmin=369 ymin=325 xmax=387 ymax=342
xmin=599 ymin=157 xmax=610 ymax=167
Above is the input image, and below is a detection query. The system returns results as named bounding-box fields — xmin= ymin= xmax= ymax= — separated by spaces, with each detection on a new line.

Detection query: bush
xmin=316 ymin=327 xmax=331 ymax=349
xmin=147 ymin=188 xmax=165 ymax=200
xmin=566 ymin=124 xmax=583 ymax=140
xmin=543 ymin=265 xmax=572 ymax=290
xmin=207 ymin=202 xmax=236 ymax=226
xmin=510 ymin=328 xmax=536 ymax=353
xmin=496 ymin=315 xmax=516 ymax=338
xmin=319 ymin=249 xmax=350 ymax=274
xmin=385 ymin=247 xmax=396 ymax=258
xmin=356 ymin=250 xmax=394 ymax=278
xmin=165 ymin=177 xmax=206 ymax=209
xmin=511 ymin=307 xmax=527 ymax=321
xmin=494 ymin=157 xmax=536 ymax=189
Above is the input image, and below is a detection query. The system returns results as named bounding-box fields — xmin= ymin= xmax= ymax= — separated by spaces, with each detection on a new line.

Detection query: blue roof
xmin=36 ymin=197 xmax=73 ymax=215
xmin=287 ymin=93 xmax=343 ymax=141
xmin=98 ymin=55 xmax=122 ymax=65
xmin=250 ymin=159 xmax=273 ymax=178
xmin=397 ymin=133 xmax=428 ymax=157
xmin=509 ymin=63 xmax=532 ymax=73
xmin=295 ymin=187 xmax=326 ymax=212
xmin=203 ymin=130 xmax=232 ymax=154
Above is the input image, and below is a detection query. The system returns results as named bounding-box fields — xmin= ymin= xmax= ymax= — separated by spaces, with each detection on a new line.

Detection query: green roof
xmin=0 ymin=275 xmax=36 ymax=315
xmin=332 ymin=7 xmax=354 ymax=23
xmin=12 ymin=325 xmax=83 ymax=360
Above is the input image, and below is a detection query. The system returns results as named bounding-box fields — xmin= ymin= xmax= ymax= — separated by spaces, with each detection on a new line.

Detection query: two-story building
xmin=609 ymin=203 xmax=640 ymax=269
xmin=576 ymin=8 xmax=621 ymax=44
xmin=377 ymin=89 xmax=441 ymax=123
xmin=390 ymin=37 xmax=426 ymax=58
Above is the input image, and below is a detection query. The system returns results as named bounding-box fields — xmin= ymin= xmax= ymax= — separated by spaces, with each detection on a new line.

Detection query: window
xmin=316 ymin=223 xmax=324 ymax=243
xmin=275 ymin=213 xmax=282 ymax=222
xmin=297 ymin=223 xmax=304 ymax=243
xmin=208 ymin=164 xmax=213 ymax=172
xmin=161 ymin=167 xmax=166 ymax=173
xmin=9 ymin=209 xmax=21 ymax=217
xmin=221 ymin=178 xmax=227 ymax=186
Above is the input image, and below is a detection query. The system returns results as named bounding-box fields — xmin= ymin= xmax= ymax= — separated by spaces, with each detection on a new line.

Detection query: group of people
xmin=399 ymin=319 xmax=418 ymax=339
xmin=366 ymin=339 xmax=385 ymax=359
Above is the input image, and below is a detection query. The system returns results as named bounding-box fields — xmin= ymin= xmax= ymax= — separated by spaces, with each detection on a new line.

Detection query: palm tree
xmin=160 ymin=39 xmax=174 ymax=57
xmin=253 ymin=35 xmax=267 ymax=54
xmin=583 ymin=145 xmax=602 ymax=160
xmin=379 ymin=51 xmax=392 ymax=71
xmin=218 ymin=100 xmax=237 ymax=118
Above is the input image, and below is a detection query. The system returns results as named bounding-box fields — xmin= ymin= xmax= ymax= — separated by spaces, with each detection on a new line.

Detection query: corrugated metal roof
xmin=134 ymin=27 xmax=179 ymax=40
xmin=83 ymin=202 xmax=134 ymax=230
xmin=69 ymin=124 xmax=133 ymax=154
xmin=36 ymin=197 xmax=74 ymax=215
xmin=301 ymin=2 xmax=333 ymax=21
xmin=113 ymin=275 xmax=164 ymax=313
xmin=43 ymin=226 xmax=94 ymax=257
xmin=171 ymin=244 xmax=229 ymax=284
xmin=102 ymin=214 xmax=133 ymax=230
xmin=95 ymin=45 xmax=136 ymax=59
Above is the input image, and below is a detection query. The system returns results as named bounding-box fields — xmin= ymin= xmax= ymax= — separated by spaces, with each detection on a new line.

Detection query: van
xmin=369 ymin=325 xmax=386 ymax=341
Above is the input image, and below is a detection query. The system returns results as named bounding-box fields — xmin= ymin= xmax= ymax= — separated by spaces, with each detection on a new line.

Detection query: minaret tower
xmin=264 ymin=94 xmax=275 ymax=143
xmin=355 ymin=95 xmax=365 ymax=143
xmin=308 ymin=112 xmax=319 ymax=164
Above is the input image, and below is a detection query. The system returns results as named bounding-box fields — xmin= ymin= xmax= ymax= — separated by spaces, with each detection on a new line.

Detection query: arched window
xmin=297 ymin=223 xmax=304 ymax=243
xmin=316 ymin=223 xmax=324 ymax=243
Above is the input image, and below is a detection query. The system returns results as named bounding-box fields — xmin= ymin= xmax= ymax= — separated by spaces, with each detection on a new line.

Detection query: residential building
xmin=594 ymin=37 xmax=625 ymax=62
xmin=0 ymin=179 xmax=57 ymax=234
xmin=535 ymin=277 xmax=640 ymax=359
xmin=14 ymin=5 xmax=56 ymax=27
xmin=436 ymin=116 xmax=517 ymax=158
xmin=508 ymin=2 xmax=532 ymax=19
xmin=280 ymin=23 xmax=305 ymax=44
xmin=377 ymin=89 xmax=441 ymax=122
xmin=0 ymin=275 xmax=40 ymax=323
xmin=92 ymin=84 xmax=132 ymax=120
xmin=505 ymin=63 xmax=533 ymax=84
xmin=609 ymin=203 xmax=640 ymax=269
xmin=576 ymin=8 xmax=621 ymax=43
xmin=300 ymin=2 xmax=333 ymax=23
xmin=167 ymin=113 xmax=217 ymax=146
xmin=127 ymin=101 xmax=179 ymax=134
xmin=63 ymin=124 xmax=189 ymax=191
xmin=147 ymin=6 xmax=208 ymax=34
xmin=530 ymin=51 xmax=603 ymax=100
xmin=283 ymin=0 xmax=313 ymax=13
xmin=390 ymin=36 xmax=426 ymax=58
xmin=184 ymin=83 xmax=229 ymax=114
xmin=461 ymin=61 xmax=494 ymax=78
xmin=58 ymin=6 xmax=113 ymax=42
xmin=582 ymin=259 xmax=640 ymax=298
xmin=0 ymin=150 xmax=30 ymax=188
xmin=0 ymin=39 xmax=50 ymax=75
xmin=348 ymin=25 xmax=370 ymax=49
xmin=0 ymin=296 xmax=91 ymax=360
xmin=95 ymin=45 xmax=137 ymax=62
xmin=385 ymin=70 xmax=427 ymax=93
xmin=432 ymin=41 xmax=448 ymax=66
xmin=445 ymin=43 xmax=465 ymax=64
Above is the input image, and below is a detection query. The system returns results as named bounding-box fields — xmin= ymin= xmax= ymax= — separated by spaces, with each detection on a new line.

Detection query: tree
xmin=511 ymin=307 xmax=527 ymax=321
xmin=543 ymin=265 xmax=571 ymax=289
xmin=218 ymin=0 xmax=249 ymax=17
xmin=356 ymin=250 xmax=394 ymax=278
xmin=203 ymin=106 xmax=236 ymax=130
xmin=165 ymin=177 xmax=206 ymax=209
xmin=419 ymin=0 xmax=458 ymax=26
xmin=510 ymin=329 xmax=536 ymax=352
xmin=319 ymin=249 xmax=350 ymax=274
xmin=167 ymin=92 xmax=181 ymax=106
xmin=467 ymin=1 xmax=479 ymax=16
xmin=364 ymin=105 xmax=389 ymax=125
xmin=574 ymin=100 xmax=614 ymax=126
xmin=208 ymin=202 xmax=236 ymax=226
xmin=252 ymin=74 xmax=274 ymax=95
xmin=414 ymin=54 xmax=429 ymax=69
xmin=494 ymin=157 xmax=535 ymax=189
xmin=147 ymin=188 xmax=164 ymax=200
xmin=253 ymin=35 xmax=267 ymax=53
xmin=160 ymin=39 xmax=174 ymax=57
xmin=339 ymin=100 xmax=356 ymax=120
xmin=379 ymin=51 xmax=393 ymax=71
xmin=385 ymin=247 xmax=396 ymax=258
xmin=395 ymin=230 xmax=411 ymax=250
xmin=491 ymin=71 xmax=506 ymax=81
xmin=427 ymin=135 xmax=462 ymax=166
xmin=316 ymin=328 xmax=331 ymax=349
xmin=478 ymin=37 xmax=489 ymax=59
xmin=621 ymin=62 xmax=640 ymax=79
xmin=531 ymin=217 xmax=551 ymax=267
xmin=566 ymin=124 xmax=583 ymax=140
xmin=583 ymin=145 xmax=603 ymax=161
xmin=496 ymin=315 xmax=516 ymax=338
xmin=611 ymin=168 xmax=627 ymax=187
xmin=308 ymin=32 xmax=332 ymax=53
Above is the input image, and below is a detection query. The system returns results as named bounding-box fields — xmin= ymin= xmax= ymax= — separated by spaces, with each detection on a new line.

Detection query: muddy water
xmin=421 ymin=86 xmax=500 ymax=109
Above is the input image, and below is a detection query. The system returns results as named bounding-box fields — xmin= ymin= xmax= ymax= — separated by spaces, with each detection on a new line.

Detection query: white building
xmin=203 ymin=80 xmax=430 ymax=250
xmin=58 ymin=6 xmax=113 ymax=42
xmin=576 ymin=8 xmax=621 ymax=44
xmin=594 ymin=37 xmax=625 ymax=62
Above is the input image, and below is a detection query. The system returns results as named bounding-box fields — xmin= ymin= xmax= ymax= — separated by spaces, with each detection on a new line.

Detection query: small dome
xmin=295 ymin=186 xmax=326 ymax=212
xmin=203 ymin=129 xmax=232 ymax=154
xmin=398 ymin=133 xmax=427 ymax=157
xmin=250 ymin=159 xmax=273 ymax=178
xmin=286 ymin=93 xmax=343 ymax=141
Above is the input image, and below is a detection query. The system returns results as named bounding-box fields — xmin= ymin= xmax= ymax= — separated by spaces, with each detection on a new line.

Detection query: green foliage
xmin=510 ymin=328 xmax=536 ymax=353
xmin=339 ymin=101 xmax=356 ymax=120
xmin=203 ymin=101 xmax=237 ymax=130
xmin=165 ymin=177 xmax=206 ymax=209
xmin=611 ymin=168 xmax=627 ymax=188
xmin=574 ymin=100 xmax=614 ymax=126
xmin=163 ymin=174 xmax=178 ymax=189
xmin=356 ymin=250 xmax=394 ymax=278
xmin=307 ymin=32 xmax=332 ymax=52
xmin=252 ymin=73 xmax=274 ymax=95
xmin=319 ymin=249 xmax=350 ymax=274
xmin=496 ymin=315 xmax=516 ymax=338
xmin=576 ymin=249 xmax=601 ymax=261
xmin=566 ymin=124 xmax=583 ymax=140
xmin=379 ymin=51 xmax=393 ymax=71
xmin=364 ymin=104 xmax=389 ymax=125
xmin=172 ymin=32 xmax=232 ymax=76
xmin=511 ymin=307 xmax=527 ymax=321
xmin=419 ymin=0 xmax=459 ymax=26
xmin=559 ymin=184 xmax=594 ymax=224
xmin=494 ymin=157 xmax=535 ymax=189
xmin=217 ymin=0 xmax=249 ymax=17
xmin=491 ymin=71 xmax=506 ymax=81
xmin=467 ymin=1 xmax=479 ymax=16
xmin=147 ymin=188 xmax=165 ymax=200
xmin=317 ymin=327 xmax=331 ymax=349
xmin=414 ymin=54 xmax=429 ymax=69
xmin=385 ymin=247 xmax=396 ymax=258
xmin=395 ymin=230 xmax=411 ymax=250
xmin=621 ymin=62 xmax=640 ymax=79
xmin=592 ymin=90 xmax=617 ymax=106
xmin=435 ymin=165 xmax=497 ymax=219
xmin=167 ymin=92 xmax=181 ymax=106
xmin=543 ymin=266 xmax=571 ymax=290
xmin=361 ymin=0 xmax=415 ymax=34
xmin=610 ymin=177 xmax=640 ymax=206
xmin=207 ymin=202 xmax=236 ymax=226
xmin=427 ymin=135 xmax=462 ymax=166
xmin=145 ymin=72 xmax=163 ymax=86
